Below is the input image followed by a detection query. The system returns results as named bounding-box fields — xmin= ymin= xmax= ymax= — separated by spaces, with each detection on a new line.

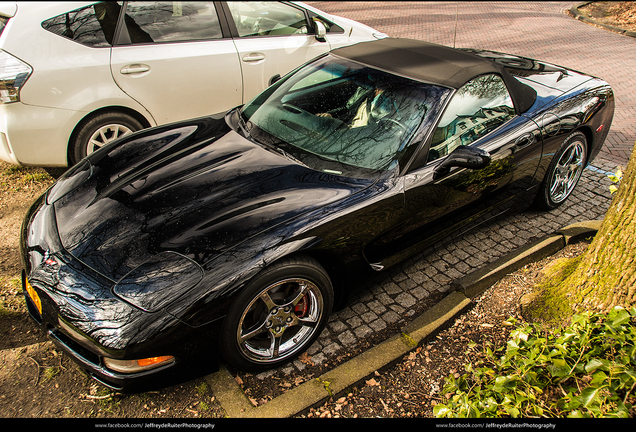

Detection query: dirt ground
xmin=578 ymin=1 xmax=636 ymax=32
xmin=1 ymin=3 xmax=634 ymax=420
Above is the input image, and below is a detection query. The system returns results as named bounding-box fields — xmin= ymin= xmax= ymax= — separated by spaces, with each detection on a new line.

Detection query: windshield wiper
xmin=247 ymin=127 xmax=309 ymax=168
xmin=237 ymin=112 xmax=251 ymax=139
xmin=279 ymin=149 xmax=309 ymax=168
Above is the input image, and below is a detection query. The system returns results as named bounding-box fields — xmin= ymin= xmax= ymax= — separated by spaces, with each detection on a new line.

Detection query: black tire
xmin=220 ymin=255 xmax=334 ymax=372
xmin=534 ymin=131 xmax=587 ymax=210
xmin=70 ymin=111 xmax=143 ymax=165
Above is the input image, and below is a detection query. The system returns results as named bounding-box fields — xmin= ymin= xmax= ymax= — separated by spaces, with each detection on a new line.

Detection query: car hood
xmin=52 ymin=116 xmax=373 ymax=282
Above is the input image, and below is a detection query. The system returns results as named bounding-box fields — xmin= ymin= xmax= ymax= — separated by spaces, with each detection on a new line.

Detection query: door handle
xmin=120 ymin=64 xmax=151 ymax=75
xmin=242 ymin=53 xmax=265 ymax=63
xmin=514 ymin=133 xmax=535 ymax=149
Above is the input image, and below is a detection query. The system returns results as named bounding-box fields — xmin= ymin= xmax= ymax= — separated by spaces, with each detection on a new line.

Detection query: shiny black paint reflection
xmin=113 ymin=252 xmax=203 ymax=313
xmin=20 ymin=47 xmax=615 ymax=391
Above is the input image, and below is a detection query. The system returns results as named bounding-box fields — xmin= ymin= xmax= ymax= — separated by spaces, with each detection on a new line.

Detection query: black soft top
xmin=331 ymin=38 xmax=537 ymax=114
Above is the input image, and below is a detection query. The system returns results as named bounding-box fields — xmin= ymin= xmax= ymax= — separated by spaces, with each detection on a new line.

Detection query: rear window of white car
xmin=41 ymin=2 xmax=121 ymax=47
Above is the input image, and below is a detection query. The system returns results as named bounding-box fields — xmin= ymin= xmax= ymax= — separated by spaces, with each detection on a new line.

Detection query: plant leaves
xmin=608 ymin=307 xmax=630 ymax=326
xmin=585 ymin=358 xmax=610 ymax=373
xmin=579 ymin=386 xmax=603 ymax=408
xmin=547 ymin=358 xmax=570 ymax=379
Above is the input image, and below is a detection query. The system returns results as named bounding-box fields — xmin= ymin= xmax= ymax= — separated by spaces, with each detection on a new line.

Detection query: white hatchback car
xmin=0 ymin=1 xmax=387 ymax=167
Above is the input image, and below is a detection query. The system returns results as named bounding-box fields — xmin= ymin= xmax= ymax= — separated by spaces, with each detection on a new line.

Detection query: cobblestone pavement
xmin=244 ymin=2 xmax=633 ymax=381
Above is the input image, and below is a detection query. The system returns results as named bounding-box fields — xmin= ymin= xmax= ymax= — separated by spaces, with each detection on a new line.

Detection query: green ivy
xmin=434 ymin=307 xmax=636 ymax=418
xmin=608 ymin=168 xmax=622 ymax=194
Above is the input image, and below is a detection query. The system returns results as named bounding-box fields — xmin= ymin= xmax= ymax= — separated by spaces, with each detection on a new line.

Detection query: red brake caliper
xmin=294 ymin=295 xmax=308 ymax=318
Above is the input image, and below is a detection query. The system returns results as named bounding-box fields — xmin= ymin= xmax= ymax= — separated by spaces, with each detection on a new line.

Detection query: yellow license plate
xmin=25 ymin=279 xmax=42 ymax=315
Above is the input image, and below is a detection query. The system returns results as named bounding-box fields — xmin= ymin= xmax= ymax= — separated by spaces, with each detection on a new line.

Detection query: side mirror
xmin=314 ymin=20 xmax=327 ymax=42
xmin=433 ymin=145 xmax=491 ymax=180
xmin=269 ymin=74 xmax=281 ymax=86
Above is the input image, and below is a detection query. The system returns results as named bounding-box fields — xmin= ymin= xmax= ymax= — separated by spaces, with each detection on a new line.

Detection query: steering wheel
xmin=378 ymin=117 xmax=407 ymax=135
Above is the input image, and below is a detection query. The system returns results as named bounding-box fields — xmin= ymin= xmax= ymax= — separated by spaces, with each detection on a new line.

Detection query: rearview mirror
xmin=433 ymin=146 xmax=491 ymax=180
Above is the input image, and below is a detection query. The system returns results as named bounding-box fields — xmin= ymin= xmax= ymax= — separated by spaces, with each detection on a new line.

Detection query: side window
xmin=428 ymin=74 xmax=515 ymax=162
xmin=310 ymin=16 xmax=344 ymax=34
xmin=121 ymin=1 xmax=223 ymax=44
xmin=227 ymin=1 xmax=309 ymax=37
xmin=42 ymin=2 xmax=122 ymax=47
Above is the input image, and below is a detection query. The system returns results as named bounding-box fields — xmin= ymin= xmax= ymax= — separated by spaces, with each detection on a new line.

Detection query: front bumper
xmin=22 ymin=265 xmax=223 ymax=392
xmin=22 ymin=280 xmax=175 ymax=391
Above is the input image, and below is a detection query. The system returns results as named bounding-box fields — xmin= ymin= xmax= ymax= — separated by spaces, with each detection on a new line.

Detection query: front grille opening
xmin=47 ymin=325 xmax=101 ymax=366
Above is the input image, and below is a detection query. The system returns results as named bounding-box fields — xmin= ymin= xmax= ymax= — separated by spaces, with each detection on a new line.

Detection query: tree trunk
xmin=528 ymin=142 xmax=636 ymax=323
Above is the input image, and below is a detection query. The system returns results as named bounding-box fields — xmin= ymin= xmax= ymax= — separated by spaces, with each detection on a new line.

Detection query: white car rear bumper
xmin=0 ymin=102 xmax=77 ymax=166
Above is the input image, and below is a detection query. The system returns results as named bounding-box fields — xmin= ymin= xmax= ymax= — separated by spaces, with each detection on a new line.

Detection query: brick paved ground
xmin=243 ymin=2 xmax=633 ymax=381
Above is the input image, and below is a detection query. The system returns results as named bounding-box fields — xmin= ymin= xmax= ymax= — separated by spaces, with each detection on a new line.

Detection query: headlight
xmin=0 ymin=50 xmax=32 ymax=104
xmin=113 ymin=252 xmax=203 ymax=313
xmin=104 ymin=355 xmax=175 ymax=373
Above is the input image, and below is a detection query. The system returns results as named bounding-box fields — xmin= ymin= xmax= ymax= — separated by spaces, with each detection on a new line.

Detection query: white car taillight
xmin=0 ymin=50 xmax=32 ymax=103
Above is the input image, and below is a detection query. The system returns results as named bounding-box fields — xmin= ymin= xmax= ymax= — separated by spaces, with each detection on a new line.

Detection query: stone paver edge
xmin=569 ymin=2 xmax=636 ymax=38
xmin=204 ymin=220 xmax=603 ymax=418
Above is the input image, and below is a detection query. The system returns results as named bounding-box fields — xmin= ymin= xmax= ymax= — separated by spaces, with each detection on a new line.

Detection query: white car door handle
xmin=120 ymin=64 xmax=151 ymax=75
xmin=242 ymin=53 xmax=265 ymax=62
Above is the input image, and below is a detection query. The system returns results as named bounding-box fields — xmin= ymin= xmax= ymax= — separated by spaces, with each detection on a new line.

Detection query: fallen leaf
xmin=235 ymin=376 xmax=243 ymax=385
xmin=366 ymin=378 xmax=380 ymax=386
xmin=299 ymin=352 xmax=314 ymax=366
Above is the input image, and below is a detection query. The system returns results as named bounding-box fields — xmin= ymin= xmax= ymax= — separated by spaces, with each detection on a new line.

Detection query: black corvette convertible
xmin=21 ymin=38 xmax=614 ymax=391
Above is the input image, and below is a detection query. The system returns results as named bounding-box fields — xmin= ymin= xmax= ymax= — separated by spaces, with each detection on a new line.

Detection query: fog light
xmin=104 ymin=355 xmax=174 ymax=373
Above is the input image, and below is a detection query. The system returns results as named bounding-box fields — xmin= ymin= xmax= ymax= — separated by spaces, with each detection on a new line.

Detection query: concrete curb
xmin=568 ymin=2 xmax=636 ymax=38
xmin=452 ymin=220 xmax=603 ymax=298
xmin=205 ymin=220 xmax=603 ymax=418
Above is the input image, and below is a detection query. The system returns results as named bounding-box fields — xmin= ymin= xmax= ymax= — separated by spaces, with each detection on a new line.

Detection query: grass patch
xmin=1 ymin=165 xmax=53 ymax=188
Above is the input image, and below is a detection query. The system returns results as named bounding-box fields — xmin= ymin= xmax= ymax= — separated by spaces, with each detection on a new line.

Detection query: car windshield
xmin=241 ymin=55 xmax=449 ymax=177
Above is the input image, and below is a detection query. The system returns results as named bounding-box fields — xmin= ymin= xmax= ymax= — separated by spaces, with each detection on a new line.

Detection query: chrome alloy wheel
xmin=236 ymin=278 xmax=324 ymax=364
xmin=548 ymin=138 xmax=586 ymax=204
xmin=86 ymin=123 xmax=134 ymax=155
